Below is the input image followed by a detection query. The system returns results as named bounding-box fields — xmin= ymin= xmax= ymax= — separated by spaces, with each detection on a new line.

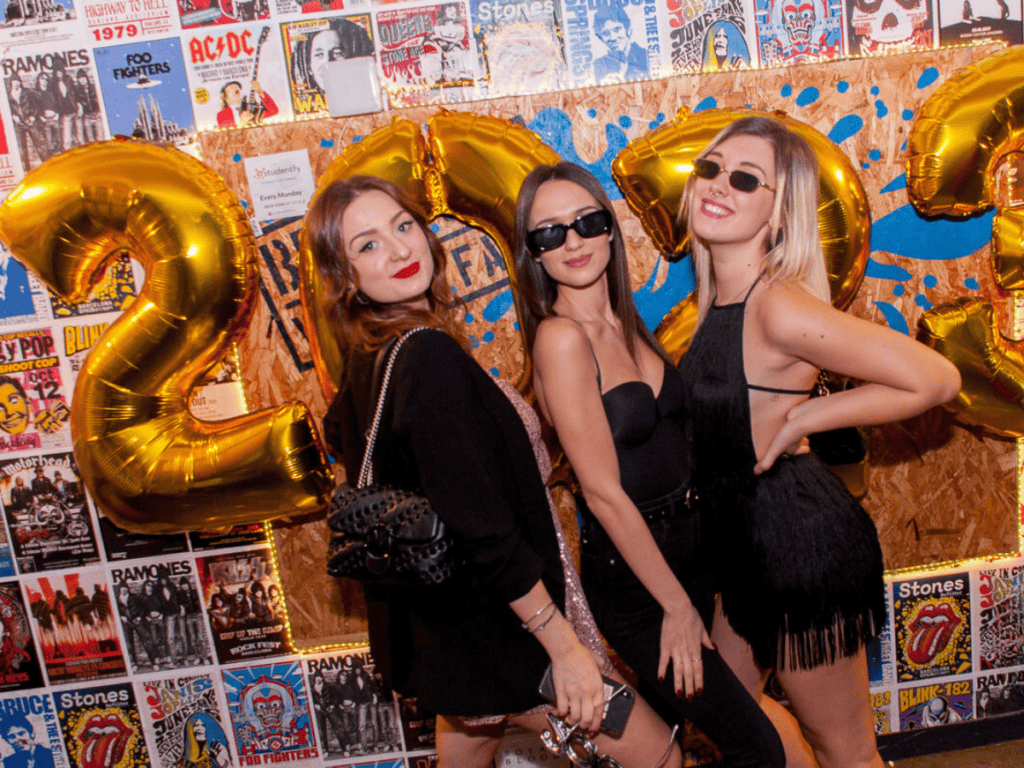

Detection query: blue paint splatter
xmin=483 ymin=330 xmax=495 ymax=342
xmin=893 ymin=285 xmax=905 ymax=296
xmin=430 ymin=222 xmax=441 ymax=233
xmin=633 ymin=255 xmax=696 ymax=331
xmin=871 ymin=206 xmax=994 ymax=260
xmin=866 ymin=258 xmax=912 ymax=281
xmin=482 ymin=290 xmax=514 ymax=322
xmin=619 ymin=116 xmax=632 ymax=129
xmin=875 ymin=99 xmax=888 ymax=118
xmin=917 ymin=68 xmax=939 ymax=88
xmin=464 ymin=313 xmax=475 ymax=323
xmin=902 ymin=109 xmax=914 ymax=120
xmin=901 ymin=138 xmax=908 ymax=152
xmin=469 ymin=336 xmax=480 ymax=348
xmin=869 ymin=149 xmax=881 ymax=161
xmin=527 ymin=108 xmax=627 ymax=200
xmin=352 ymin=136 xmax=363 ymax=143
xmin=694 ymin=97 xmax=717 ymax=112
xmin=837 ymin=81 xmax=849 ymax=93
xmin=781 ymin=84 xmax=793 ymax=97
xmin=915 ymin=294 xmax=933 ymax=310
xmin=320 ymin=138 xmax=335 ymax=148
xmin=874 ymin=301 xmax=910 ymax=334
xmin=795 ymin=87 xmax=819 ymax=107
xmin=232 ymin=153 xmax=242 ymax=162
xmin=513 ymin=321 xmax=520 ymax=331
xmin=241 ymin=200 xmax=248 ymax=208
xmin=871 ymin=86 xmax=880 ymax=96
xmin=923 ymin=274 xmax=938 ymax=288
xmin=828 ymin=114 xmax=863 ymax=144
xmin=588 ymin=109 xmax=597 ymax=118
xmin=965 ymin=278 xmax=979 ymax=290
xmin=881 ymin=174 xmax=907 ymax=194
xmin=648 ymin=112 xmax=667 ymax=130
xmin=490 ymin=367 xmax=500 ymax=377
xmin=862 ymin=162 xmax=870 ymax=169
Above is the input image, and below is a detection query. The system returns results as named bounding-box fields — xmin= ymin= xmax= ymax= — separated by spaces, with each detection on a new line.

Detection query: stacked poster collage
xmin=0 ymin=0 xmax=1020 ymax=196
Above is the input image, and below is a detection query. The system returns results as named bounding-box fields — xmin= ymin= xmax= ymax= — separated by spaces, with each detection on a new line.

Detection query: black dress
xmin=679 ymin=290 xmax=886 ymax=672
xmin=323 ymin=329 xmax=565 ymax=716
xmin=579 ymin=358 xmax=785 ymax=768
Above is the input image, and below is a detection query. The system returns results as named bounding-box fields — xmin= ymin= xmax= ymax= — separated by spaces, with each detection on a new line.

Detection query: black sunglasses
xmin=526 ymin=209 xmax=613 ymax=254
xmin=692 ymin=158 xmax=776 ymax=194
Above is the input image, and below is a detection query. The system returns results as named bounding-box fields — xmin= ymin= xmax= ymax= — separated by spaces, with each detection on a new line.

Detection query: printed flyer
xmin=936 ymin=0 xmax=1022 ymax=45
xmin=0 ymin=452 xmax=99 ymax=573
xmin=0 ymin=328 xmax=70 ymax=455
xmin=0 ymin=690 xmax=70 ymax=767
xmin=976 ymin=669 xmax=1024 ymax=718
xmin=49 ymin=253 xmax=136 ymax=318
xmin=81 ymin=0 xmax=177 ymax=41
xmin=977 ymin=564 xmax=1024 ymax=670
xmin=578 ymin=0 xmax=660 ymax=86
xmin=660 ymin=0 xmax=756 ymax=74
xmin=898 ymin=679 xmax=973 ymax=729
xmin=25 ymin=571 xmax=126 ymax=684
xmin=870 ymin=689 xmax=893 ymax=735
xmin=56 ymin=681 xmax=150 ymax=768
xmin=847 ymin=0 xmax=934 ymax=55
xmin=755 ymin=0 xmax=843 ymax=67
xmin=0 ymin=581 xmax=44 ymax=691
xmin=177 ymin=0 xmax=269 ymax=31
xmin=894 ymin=572 xmax=972 ymax=682
xmin=0 ymin=0 xmax=77 ymax=47
xmin=141 ymin=673 xmax=234 ymax=768
xmin=0 ymin=119 xmax=20 ymax=200
xmin=0 ymin=248 xmax=51 ymax=328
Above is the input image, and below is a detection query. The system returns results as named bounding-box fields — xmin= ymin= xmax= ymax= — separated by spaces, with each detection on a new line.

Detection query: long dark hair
xmin=304 ymin=175 xmax=463 ymax=356
xmin=512 ymin=162 xmax=667 ymax=364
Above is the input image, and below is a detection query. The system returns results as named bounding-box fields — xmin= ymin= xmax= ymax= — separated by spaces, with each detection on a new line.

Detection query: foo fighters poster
xmin=894 ymin=572 xmax=973 ymax=682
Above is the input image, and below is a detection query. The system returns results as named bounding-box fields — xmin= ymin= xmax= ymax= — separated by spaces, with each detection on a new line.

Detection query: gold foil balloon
xmin=654 ymin=293 xmax=698 ymax=365
xmin=0 ymin=138 xmax=332 ymax=532
xmin=612 ymin=106 xmax=871 ymax=311
xmin=918 ymin=298 xmax=1024 ymax=438
xmin=907 ymin=47 xmax=1024 ymax=289
xmin=299 ymin=118 xmax=430 ymax=401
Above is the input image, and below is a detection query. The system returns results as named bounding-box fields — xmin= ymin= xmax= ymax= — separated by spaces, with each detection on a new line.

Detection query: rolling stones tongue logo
xmin=907 ymin=601 xmax=962 ymax=665
xmin=76 ymin=713 xmax=133 ymax=768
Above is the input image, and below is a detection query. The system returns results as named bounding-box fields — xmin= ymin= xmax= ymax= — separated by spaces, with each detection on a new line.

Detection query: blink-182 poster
xmin=196 ymin=548 xmax=288 ymax=665
xmin=0 ymin=452 xmax=99 ymax=574
xmin=56 ymin=682 xmax=150 ymax=768
xmin=898 ymin=679 xmax=973 ymax=729
xmin=894 ymin=572 xmax=973 ymax=682
xmin=977 ymin=564 xmax=1024 ymax=670
xmin=0 ymin=691 xmax=70 ymax=768
xmin=24 ymin=571 xmax=126 ymax=684
xmin=141 ymin=673 xmax=234 ymax=768
xmin=0 ymin=582 xmax=44 ymax=691
xmin=0 ymin=327 xmax=70 ymax=455
xmin=223 ymin=661 xmax=319 ymax=765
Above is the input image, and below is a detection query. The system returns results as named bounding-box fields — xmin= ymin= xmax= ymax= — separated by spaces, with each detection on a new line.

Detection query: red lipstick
xmin=393 ymin=262 xmax=420 ymax=279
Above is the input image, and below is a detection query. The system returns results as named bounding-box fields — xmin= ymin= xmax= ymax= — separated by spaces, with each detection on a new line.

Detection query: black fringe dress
xmin=678 ymin=292 xmax=886 ymax=671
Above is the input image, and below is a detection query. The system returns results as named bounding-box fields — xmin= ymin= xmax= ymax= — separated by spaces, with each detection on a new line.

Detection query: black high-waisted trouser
xmin=579 ymin=485 xmax=785 ymax=768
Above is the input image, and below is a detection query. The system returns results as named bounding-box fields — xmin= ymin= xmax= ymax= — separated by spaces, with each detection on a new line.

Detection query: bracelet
xmin=521 ymin=600 xmax=554 ymax=630
xmin=527 ymin=604 xmax=559 ymax=635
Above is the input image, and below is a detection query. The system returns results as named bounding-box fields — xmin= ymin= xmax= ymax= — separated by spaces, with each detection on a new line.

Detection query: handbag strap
xmin=357 ymin=327 xmax=432 ymax=488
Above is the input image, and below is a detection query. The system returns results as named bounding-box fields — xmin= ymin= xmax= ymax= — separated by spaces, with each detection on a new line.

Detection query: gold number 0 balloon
xmin=909 ymin=46 xmax=1024 ymax=437
xmin=0 ymin=138 xmax=332 ymax=532
xmin=300 ymin=112 xmax=559 ymax=401
xmin=612 ymin=107 xmax=871 ymax=359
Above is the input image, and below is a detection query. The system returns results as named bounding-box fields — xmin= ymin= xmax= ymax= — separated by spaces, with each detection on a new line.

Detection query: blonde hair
xmin=679 ymin=116 xmax=830 ymax=327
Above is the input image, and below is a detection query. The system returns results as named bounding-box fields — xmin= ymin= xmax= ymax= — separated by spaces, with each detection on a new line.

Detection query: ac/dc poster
xmin=976 ymin=669 xmax=1024 ymax=718
xmin=196 ymin=548 xmax=288 ymax=665
xmin=0 ymin=453 xmax=99 ymax=574
xmin=0 ymin=582 xmax=44 ymax=691
xmin=0 ymin=328 xmax=70 ymax=455
xmin=894 ymin=572 xmax=972 ymax=682
xmin=306 ymin=649 xmax=401 ymax=761
xmin=0 ymin=691 xmax=70 ymax=768
xmin=222 ymin=661 xmax=319 ymax=764
xmin=110 ymin=559 xmax=214 ymax=674
xmin=977 ymin=564 xmax=1024 ymax=670
xmin=141 ymin=673 xmax=233 ymax=768
xmin=49 ymin=253 xmax=137 ymax=319
xmin=898 ymin=679 xmax=973 ymax=729
xmin=24 ymin=572 xmax=126 ymax=684
xmin=56 ymin=682 xmax=150 ymax=768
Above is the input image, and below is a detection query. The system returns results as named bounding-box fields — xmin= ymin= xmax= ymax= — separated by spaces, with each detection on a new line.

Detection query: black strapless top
xmin=601 ymin=360 xmax=689 ymax=503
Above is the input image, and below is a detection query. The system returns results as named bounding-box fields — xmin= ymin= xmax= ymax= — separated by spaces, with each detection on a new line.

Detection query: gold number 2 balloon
xmin=909 ymin=47 xmax=1024 ymax=437
xmin=0 ymin=138 xmax=332 ymax=532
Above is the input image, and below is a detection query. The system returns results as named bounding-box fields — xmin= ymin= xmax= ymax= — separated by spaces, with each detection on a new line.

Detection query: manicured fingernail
xmin=696 ymin=687 xmax=704 ymax=697
xmin=675 ymin=688 xmax=682 ymax=698
xmin=687 ymin=693 xmax=694 ymax=702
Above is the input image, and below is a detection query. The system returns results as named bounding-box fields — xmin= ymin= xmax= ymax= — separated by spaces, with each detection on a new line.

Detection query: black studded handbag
xmin=327 ymin=328 xmax=457 ymax=586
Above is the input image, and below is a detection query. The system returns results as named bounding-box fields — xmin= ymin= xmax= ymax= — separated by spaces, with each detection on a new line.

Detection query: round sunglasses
xmin=692 ymin=158 xmax=776 ymax=194
xmin=526 ymin=209 xmax=613 ymax=254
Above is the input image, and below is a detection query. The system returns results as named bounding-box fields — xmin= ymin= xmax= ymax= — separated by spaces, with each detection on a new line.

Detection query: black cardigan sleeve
xmin=388 ymin=331 xmax=547 ymax=604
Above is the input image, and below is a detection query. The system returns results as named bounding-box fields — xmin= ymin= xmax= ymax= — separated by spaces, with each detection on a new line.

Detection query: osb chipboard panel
xmin=201 ymin=42 xmax=1017 ymax=647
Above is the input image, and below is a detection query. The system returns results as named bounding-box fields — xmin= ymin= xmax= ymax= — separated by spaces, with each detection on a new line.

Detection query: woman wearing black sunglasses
xmin=678 ymin=116 xmax=961 ymax=768
xmin=513 ymin=162 xmax=785 ymax=768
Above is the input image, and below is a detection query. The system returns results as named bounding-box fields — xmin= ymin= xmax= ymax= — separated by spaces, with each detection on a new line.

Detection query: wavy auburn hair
xmin=304 ymin=175 xmax=463 ymax=355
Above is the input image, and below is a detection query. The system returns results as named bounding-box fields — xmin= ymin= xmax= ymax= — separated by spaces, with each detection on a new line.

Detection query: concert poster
xmin=56 ymin=681 xmax=150 ymax=768
xmin=222 ymin=661 xmax=319 ymax=764
xmin=306 ymin=648 xmax=401 ymax=760
xmin=98 ymin=515 xmax=191 ymax=563
xmin=177 ymin=0 xmax=270 ymax=31
xmin=80 ymin=0 xmax=177 ymax=40
xmin=1 ymin=46 xmax=104 ymax=172
xmin=867 ymin=584 xmax=894 ymax=686
xmin=870 ymin=689 xmax=893 ymax=735
xmin=141 ymin=673 xmax=234 ymax=768
xmin=195 ymin=548 xmax=288 ymax=665
xmin=184 ymin=23 xmax=292 ymax=133
xmin=755 ymin=0 xmax=844 ymax=67
xmin=0 ymin=452 xmax=99 ymax=574
xmin=846 ymin=0 xmax=935 ymax=55
xmin=898 ymin=678 xmax=973 ymax=729
xmin=110 ymin=558 xmax=214 ymax=674
xmin=0 ymin=690 xmax=70 ymax=768
xmin=976 ymin=669 xmax=1024 ymax=718
xmin=659 ymin=0 xmax=757 ymax=74
xmin=49 ymin=253 xmax=137 ymax=318
xmin=936 ymin=0 xmax=1022 ymax=45
xmin=977 ymin=564 xmax=1024 ymax=670
xmin=397 ymin=694 xmax=436 ymax=754
xmin=188 ymin=523 xmax=266 ymax=551
xmin=894 ymin=572 xmax=972 ymax=682
xmin=0 ymin=327 xmax=70 ymax=455
xmin=24 ymin=571 xmax=126 ymax=684
xmin=0 ymin=246 xmax=51 ymax=328
xmin=0 ymin=581 xmax=44 ymax=691
xmin=0 ymin=0 xmax=77 ymax=47
xmin=0 ymin=113 xmax=20 ymax=200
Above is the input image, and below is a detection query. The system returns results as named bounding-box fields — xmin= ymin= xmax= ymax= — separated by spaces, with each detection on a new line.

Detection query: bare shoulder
xmin=754 ymin=280 xmax=835 ymax=344
xmin=534 ymin=316 xmax=591 ymax=361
